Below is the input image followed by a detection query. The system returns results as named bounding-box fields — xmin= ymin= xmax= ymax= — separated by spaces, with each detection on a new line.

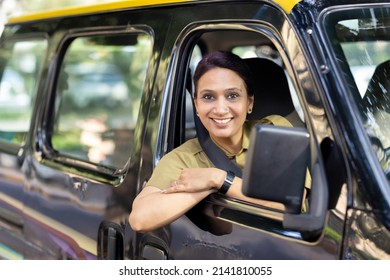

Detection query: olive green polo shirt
xmin=147 ymin=115 xmax=296 ymax=190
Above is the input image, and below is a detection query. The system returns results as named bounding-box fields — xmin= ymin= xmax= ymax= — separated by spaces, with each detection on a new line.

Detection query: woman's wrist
xmin=211 ymin=169 xmax=235 ymax=194
xmin=210 ymin=168 xmax=227 ymax=191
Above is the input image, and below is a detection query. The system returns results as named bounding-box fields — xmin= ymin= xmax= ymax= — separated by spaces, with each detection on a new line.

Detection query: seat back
xmin=361 ymin=60 xmax=390 ymax=149
xmin=244 ymin=57 xmax=304 ymax=127
xmin=362 ymin=59 xmax=390 ymax=114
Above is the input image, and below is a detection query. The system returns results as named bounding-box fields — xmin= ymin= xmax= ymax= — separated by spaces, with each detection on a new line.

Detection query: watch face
xmin=226 ymin=171 xmax=235 ymax=184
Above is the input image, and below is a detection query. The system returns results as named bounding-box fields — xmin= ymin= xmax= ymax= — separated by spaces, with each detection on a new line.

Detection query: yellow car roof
xmin=7 ymin=0 xmax=301 ymax=24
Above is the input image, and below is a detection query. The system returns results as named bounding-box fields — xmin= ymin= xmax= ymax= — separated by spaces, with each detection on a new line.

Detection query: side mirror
xmin=242 ymin=124 xmax=310 ymax=214
xmin=243 ymin=124 xmax=329 ymax=234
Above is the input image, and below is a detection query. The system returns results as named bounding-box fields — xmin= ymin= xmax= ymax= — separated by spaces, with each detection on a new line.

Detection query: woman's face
xmin=194 ymin=67 xmax=254 ymax=146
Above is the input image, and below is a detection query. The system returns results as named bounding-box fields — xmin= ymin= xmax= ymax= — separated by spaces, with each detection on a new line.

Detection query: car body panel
xmin=0 ymin=0 xmax=389 ymax=259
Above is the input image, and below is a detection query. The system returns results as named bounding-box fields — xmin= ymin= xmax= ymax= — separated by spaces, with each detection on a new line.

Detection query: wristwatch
xmin=219 ymin=171 xmax=235 ymax=194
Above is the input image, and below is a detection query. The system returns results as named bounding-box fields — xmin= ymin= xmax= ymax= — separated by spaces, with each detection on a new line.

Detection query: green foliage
xmin=18 ymin=0 xmax=111 ymax=13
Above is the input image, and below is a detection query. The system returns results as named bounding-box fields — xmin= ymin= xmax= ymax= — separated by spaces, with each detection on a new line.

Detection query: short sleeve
xmin=146 ymin=138 xmax=212 ymax=190
xmin=146 ymin=150 xmax=187 ymax=190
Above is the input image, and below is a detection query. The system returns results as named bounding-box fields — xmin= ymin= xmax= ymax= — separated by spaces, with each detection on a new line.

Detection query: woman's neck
xmin=211 ymin=134 xmax=243 ymax=156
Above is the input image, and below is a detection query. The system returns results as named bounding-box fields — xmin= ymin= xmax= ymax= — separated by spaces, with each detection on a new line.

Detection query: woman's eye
xmin=202 ymin=94 xmax=214 ymax=100
xmin=227 ymin=93 xmax=239 ymax=99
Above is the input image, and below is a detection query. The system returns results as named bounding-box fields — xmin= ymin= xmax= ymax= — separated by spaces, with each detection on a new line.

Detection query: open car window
xmin=177 ymin=28 xmax=310 ymax=215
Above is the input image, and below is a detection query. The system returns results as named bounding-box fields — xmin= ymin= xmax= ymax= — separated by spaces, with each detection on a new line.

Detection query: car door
xmin=0 ymin=38 xmax=47 ymax=259
xmin=16 ymin=10 xmax=160 ymax=259
xmin=133 ymin=1 xmax=348 ymax=260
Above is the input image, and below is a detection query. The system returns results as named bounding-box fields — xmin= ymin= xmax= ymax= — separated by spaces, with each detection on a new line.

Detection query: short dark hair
xmin=193 ymin=50 xmax=254 ymax=98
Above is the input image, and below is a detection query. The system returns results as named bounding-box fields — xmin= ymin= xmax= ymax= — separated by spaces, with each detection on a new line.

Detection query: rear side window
xmin=325 ymin=9 xmax=390 ymax=179
xmin=52 ymin=33 xmax=152 ymax=169
xmin=0 ymin=39 xmax=47 ymax=146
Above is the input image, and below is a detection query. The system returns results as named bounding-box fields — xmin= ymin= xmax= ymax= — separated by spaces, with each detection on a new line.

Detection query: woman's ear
xmin=248 ymin=96 xmax=254 ymax=113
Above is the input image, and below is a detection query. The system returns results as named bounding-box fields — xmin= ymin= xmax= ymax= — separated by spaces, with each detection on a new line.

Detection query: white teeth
xmin=213 ymin=118 xmax=231 ymax=124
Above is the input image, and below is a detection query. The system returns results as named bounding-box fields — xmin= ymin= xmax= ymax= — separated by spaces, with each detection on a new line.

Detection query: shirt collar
xmin=242 ymin=121 xmax=251 ymax=150
xmin=210 ymin=121 xmax=251 ymax=158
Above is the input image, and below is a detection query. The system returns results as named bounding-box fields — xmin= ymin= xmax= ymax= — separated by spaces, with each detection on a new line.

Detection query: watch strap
xmin=219 ymin=171 xmax=235 ymax=194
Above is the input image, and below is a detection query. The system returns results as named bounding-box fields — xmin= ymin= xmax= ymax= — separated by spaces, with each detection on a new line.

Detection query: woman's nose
xmin=213 ymin=99 xmax=229 ymax=114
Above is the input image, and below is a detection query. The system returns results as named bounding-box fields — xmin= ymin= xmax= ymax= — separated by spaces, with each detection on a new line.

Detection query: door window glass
xmin=52 ymin=33 xmax=152 ymax=169
xmin=0 ymin=39 xmax=47 ymax=145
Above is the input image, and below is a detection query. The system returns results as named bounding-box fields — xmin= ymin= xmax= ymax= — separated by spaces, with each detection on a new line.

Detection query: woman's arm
xmin=129 ymin=167 xmax=284 ymax=233
xmin=129 ymin=185 xmax=214 ymax=232
xmin=165 ymin=168 xmax=285 ymax=210
xmin=221 ymin=174 xmax=285 ymax=210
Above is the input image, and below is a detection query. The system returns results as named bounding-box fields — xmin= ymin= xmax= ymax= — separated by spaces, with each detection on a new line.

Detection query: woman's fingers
xmin=160 ymin=180 xmax=180 ymax=194
xmin=163 ymin=180 xmax=193 ymax=193
xmin=163 ymin=168 xmax=219 ymax=194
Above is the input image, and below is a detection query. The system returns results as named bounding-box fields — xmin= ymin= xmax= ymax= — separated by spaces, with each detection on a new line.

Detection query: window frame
xmin=159 ymin=20 xmax=324 ymax=240
xmin=320 ymin=5 xmax=390 ymax=227
xmin=39 ymin=26 xmax=154 ymax=186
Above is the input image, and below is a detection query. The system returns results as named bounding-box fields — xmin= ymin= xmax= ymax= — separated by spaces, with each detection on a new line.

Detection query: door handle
xmin=98 ymin=222 xmax=124 ymax=260
xmin=71 ymin=177 xmax=88 ymax=192
xmin=142 ymin=244 xmax=167 ymax=260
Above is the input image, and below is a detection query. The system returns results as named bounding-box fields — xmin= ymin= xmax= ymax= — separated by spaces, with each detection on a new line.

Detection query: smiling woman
xmin=1 ymin=0 xmax=390 ymax=261
xmin=193 ymin=52 xmax=254 ymax=155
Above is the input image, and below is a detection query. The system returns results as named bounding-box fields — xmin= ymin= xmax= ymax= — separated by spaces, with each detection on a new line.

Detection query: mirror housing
xmin=242 ymin=124 xmax=328 ymax=234
xmin=242 ymin=124 xmax=310 ymax=214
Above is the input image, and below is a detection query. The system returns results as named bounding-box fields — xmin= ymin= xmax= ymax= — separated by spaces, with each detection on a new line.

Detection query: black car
xmin=0 ymin=0 xmax=389 ymax=260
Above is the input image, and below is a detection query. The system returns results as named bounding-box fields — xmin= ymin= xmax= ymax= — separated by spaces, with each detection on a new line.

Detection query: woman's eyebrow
xmin=199 ymin=89 xmax=213 ymax=94
xmin=199 ymin=87 xmax=243 ymax=94
xmin=225 ymin=87 xmax=243 ymax=92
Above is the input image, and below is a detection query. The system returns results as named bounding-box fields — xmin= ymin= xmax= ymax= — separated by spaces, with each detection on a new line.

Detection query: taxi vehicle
xmin=0 ymin=0 xmax=389 ymax=259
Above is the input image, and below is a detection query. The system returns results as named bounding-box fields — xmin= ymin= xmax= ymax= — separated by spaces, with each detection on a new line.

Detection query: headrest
xmin=362 ymin=59 xmax=390 ymax=114
xmin=244 ymin=58 xmax=295 ymax=120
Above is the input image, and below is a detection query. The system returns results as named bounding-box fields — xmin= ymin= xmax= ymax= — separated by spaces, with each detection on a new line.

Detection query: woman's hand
xmin=163 ymin=168 xmax=225 ymax=194
xmin=164 ymin=167 xmax=285 ymax=211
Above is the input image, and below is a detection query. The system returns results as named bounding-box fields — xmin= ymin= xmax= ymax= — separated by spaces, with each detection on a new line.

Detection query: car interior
xmin=175 ymin=28 xmax=313 ymax=216
xmin=184 ymin=30 xmax=305 ymax=143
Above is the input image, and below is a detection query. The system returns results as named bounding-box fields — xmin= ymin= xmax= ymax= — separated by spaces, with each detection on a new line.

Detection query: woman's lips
xmin=211 ymin=117 xmax=233 ymax=124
